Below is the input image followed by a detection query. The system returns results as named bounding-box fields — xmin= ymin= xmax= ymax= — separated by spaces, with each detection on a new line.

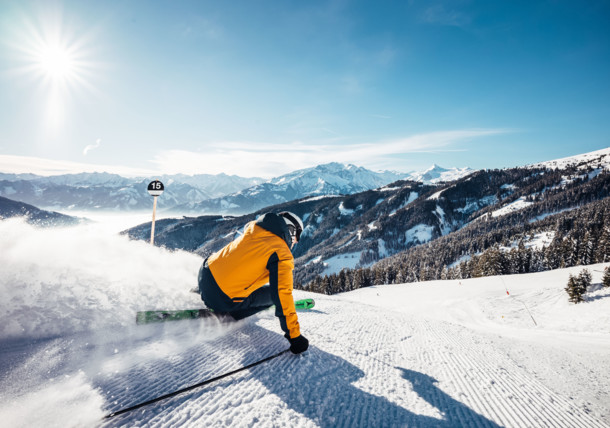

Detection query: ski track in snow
xmin=1 ymin=219 xmax=609 ymax=427
xmin=83 ymin=297 xmax=608 ymax=428
xmin=1 ymin=287 xmax=609 ymax=428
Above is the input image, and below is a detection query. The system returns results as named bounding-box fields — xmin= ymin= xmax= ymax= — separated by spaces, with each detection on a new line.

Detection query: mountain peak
xmin=423 ymin=164 xmax=446 ymax=173
xmin=409 ymin=165 xmax=474 ymax=184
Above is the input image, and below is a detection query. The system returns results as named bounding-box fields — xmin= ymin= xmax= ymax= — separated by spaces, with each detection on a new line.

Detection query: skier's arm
xmin=267 ymin=253 xmax=300 ymax=339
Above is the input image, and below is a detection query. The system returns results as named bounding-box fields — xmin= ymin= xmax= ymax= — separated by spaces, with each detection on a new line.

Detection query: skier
xmin=197 ymin=211 xmax=309 ymax=355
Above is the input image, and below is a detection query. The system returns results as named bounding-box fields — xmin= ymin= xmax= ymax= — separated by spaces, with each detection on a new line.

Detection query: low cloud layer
xmin=150 ymin=128 xmax=510 ymax=177
xmin=0 ymin=128 xmax=511 ymax=178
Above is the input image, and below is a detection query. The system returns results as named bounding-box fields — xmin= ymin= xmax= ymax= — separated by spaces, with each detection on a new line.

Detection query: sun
xmin=6 ymin=5 xmax=100 ymax=130
xmin=7 ymin=6 xmax=94 ymax=89
xmin=38 ymin=44 xmax=76 ymax=81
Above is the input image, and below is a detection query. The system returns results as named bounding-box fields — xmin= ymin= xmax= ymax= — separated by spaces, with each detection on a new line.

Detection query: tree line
xmin=301 ymin=194 xmax=610 ymax=295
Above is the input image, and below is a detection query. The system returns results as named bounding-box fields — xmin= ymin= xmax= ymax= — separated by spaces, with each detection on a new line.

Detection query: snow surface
xmin=1 ymin=218 xmax=609 ymax=427
xmin=337 ymin=202 xmax=355 ymax=216
xmin=427 ymin=189 xmax=445 ymax=200
xmin=320 ymin=252 xmax=362 ymax=276
xmin=500 ymin=232 xmax=556 ymax=252
xmin=490 ymin=197 xmax=534 ymax=218
xmin=389 ymin=192 xmax=418 ymax=217
xmin=405 ymin=224 xmax=435 ymax=244
xmin=408 ymin=164 xmax=475 ymax=184
xmin=529 ymin=147 xmax=610 ymax=171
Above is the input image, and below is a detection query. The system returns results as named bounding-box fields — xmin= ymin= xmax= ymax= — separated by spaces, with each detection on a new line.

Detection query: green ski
xmin=295 ymin=298 xmax=315 ymax=310
xmin=136 ymin=298 xmax=315 ymax=325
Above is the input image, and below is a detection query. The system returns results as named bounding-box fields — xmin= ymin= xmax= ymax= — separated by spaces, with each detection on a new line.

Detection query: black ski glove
xmin=287 ymin=334 xmax=309 ymax=354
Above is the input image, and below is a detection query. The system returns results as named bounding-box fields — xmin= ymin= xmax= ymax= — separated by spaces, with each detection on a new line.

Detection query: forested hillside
xmin=0 ymin=196 xmax=81 ymax=227
xmin=122 ymin=150 xmax=610 ymax=295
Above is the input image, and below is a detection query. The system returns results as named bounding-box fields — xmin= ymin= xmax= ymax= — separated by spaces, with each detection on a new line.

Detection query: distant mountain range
xmin=0 ymin=163 xmax=474 ymax=215
xmin=0 ymin=172 xmax=263 ymax=213
xmin=121 ymin=147 xmax=610 ymax=290
xmin=3 ymin=148 xmax=609 ymax=294
xmin=174 ymin=163 xmax=398 ymax=215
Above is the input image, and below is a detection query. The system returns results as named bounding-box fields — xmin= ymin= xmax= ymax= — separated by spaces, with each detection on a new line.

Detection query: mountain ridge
xmin=0 ymin=163 xmax=473 ymax=214
xmin=172 ymin=162 xmax=414 ymax=215
xmin=121 ymin=147 xmax=610 ymax=290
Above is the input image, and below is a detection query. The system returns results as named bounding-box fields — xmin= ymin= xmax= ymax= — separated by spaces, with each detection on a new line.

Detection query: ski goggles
xmin=287 ymin=224 xmax=299 ymax=242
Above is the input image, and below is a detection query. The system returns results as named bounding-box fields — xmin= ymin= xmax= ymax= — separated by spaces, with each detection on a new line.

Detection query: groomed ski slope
xmin=0 ymin=218 xmax=609 ymax=427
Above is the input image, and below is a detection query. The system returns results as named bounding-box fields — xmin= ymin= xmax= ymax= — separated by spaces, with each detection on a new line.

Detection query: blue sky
xmin=0 ymin=0 xmax=608 ymax=178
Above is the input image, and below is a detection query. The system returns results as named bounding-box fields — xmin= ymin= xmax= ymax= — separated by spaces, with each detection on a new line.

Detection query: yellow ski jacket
xmin=206 ymin=213 xmax=301 ymax=338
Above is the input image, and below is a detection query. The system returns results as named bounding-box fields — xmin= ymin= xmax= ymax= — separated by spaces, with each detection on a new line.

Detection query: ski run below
xmin=0 ymin=218 xmax=609 ymax=427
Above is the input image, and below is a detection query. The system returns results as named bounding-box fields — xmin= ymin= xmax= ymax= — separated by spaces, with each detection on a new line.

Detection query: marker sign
xmin=147 ymin=180 xmax=164 ymax=245
xmin=147 ymin=180 xmax=164 ymax=197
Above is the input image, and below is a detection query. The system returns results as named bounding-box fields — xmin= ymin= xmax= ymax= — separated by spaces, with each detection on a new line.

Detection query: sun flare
xmin=8 ymin=6 xmax=96 ymax=90
xmin=6 ymin=6 xmax=101 ymax=130
xmin=38 ymin=44 xmax=76 ymax=81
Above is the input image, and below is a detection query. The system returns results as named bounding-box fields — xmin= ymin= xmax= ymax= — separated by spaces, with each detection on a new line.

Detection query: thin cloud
xmin=151 ymin=128 xmax=512 ymax=178
xmin=83 ymin=138 xmax=101 ymax=155
xmin=179 ymin=16 xmax=223 ymax=40
xmin=375 ymin=46 xmax=397 ymax=67
xmin=0 ymin=129 xmax=511 ymax=179
xmin=0 ymin=154 xmax=156 ymax=177
xmin=421 ymin=5 xmax=472 ymax=28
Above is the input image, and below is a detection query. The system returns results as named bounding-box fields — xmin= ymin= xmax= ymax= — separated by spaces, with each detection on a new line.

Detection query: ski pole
xmin=103 ymin=348 xmax=290 ymax=420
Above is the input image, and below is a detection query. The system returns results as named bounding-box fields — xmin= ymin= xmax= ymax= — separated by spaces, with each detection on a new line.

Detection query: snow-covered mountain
xmin=0 ymin=217 xmax=608 ymax=426
xmin=160 ymin=173 xmax=265 ymax=198
xmin=406 ymin=164 xmax=475 ymax=183
xmin=173 ymin=163 xmax=477 ymax=215
xmin=267 ymin=163 xmax=397 ymax=192
xmin=0 ymin=172 xmax=263 ymax=212
xmin=173 ymin=163 xmax=411 ymax=215
xmin=0 ymin=172 xmax=42 ymax=181
xmin=529 ymin=146 xmax=610 ymax=170
xmin=0 ymin=162 xmax=475 ymax=215
xmin=124 ymin=147 xmax=610 ymax=289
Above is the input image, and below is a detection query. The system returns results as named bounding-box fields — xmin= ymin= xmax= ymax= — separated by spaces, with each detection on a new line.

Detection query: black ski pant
xmin=198 ymin=259 xmax=273 ymax=320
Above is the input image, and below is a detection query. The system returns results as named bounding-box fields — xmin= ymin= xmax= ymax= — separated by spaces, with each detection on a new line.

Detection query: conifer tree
xmin=338 ymin=270 xmax=347 ymax=292
xmin=565 ymin=273 xmax=586 ymax=304
xmin=598 ymin=228 xmax=610 ymax=263
xmin=582 ymin=231 xmax=595 ymax=265
xmin=602 ymin=267 xmax=610 ymax=289
xmin=578 ymin=268 xmax=592 ymax=290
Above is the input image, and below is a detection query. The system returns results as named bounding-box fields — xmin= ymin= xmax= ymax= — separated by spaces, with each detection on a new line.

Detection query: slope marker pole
xmin=150 ymin=195 xmax=158 ymax=244
xmin=147 ymin=180 xmax=164 ymax=245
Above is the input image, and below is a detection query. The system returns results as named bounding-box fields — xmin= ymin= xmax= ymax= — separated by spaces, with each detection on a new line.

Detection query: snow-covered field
xmin=1 ymin=218 xmax=609 ymax=427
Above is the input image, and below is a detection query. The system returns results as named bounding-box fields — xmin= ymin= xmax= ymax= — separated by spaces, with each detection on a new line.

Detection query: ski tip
xmin=295 ymin=298 xmax=315 ymax=310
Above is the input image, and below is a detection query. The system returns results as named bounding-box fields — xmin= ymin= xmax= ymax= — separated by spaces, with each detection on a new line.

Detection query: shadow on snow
xmin=246 ymin=335 xmax=501 ymax=427
xmin=99 ymin=321 xmax=500 ymax=427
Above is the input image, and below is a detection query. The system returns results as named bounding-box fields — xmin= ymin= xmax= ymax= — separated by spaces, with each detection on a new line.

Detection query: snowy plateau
xmin=1 ymin=218 xmax=609 ymax=428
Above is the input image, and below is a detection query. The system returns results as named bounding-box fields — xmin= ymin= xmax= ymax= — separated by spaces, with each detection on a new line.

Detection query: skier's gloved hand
xmin=287 ymin=334 xmax=309 ymax=354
